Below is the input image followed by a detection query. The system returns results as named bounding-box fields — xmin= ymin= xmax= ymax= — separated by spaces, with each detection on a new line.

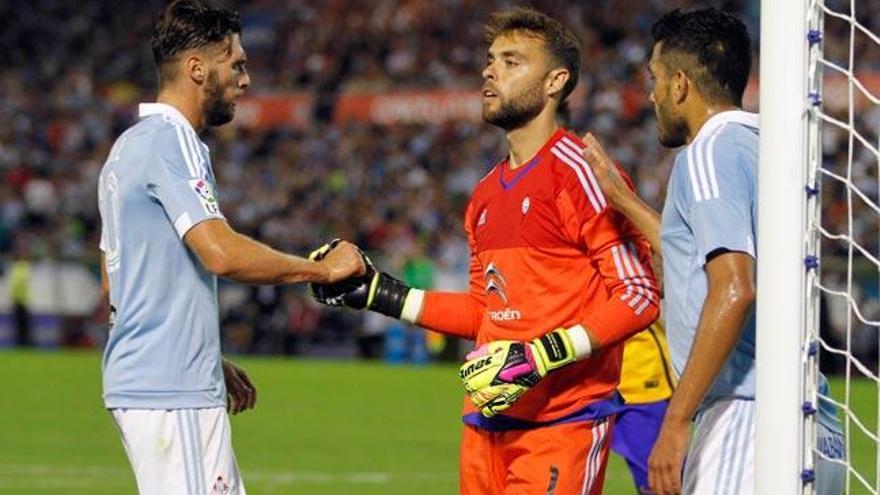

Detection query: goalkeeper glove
xmin=459 ymin=327 xmax=590 ymax=417
xmin=308 ymin=239 xmax=423 ymax=321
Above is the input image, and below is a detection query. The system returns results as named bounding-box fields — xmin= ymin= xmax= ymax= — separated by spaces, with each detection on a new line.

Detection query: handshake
xmin=307 ymin=239 xmax=417 ymax=320
xmin=308 ymin=239 xmax=585 ymax=418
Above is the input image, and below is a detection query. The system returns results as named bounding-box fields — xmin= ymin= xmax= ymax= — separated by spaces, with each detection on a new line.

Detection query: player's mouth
xmin=483 ymin=88 xmax=498 ymax=99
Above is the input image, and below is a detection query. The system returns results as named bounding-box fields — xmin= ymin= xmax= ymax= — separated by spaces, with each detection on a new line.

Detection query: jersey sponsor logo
xmin=488 ymin=308 xmax=522 ymax=321
xmin=483 ymin=262 xmax=523 ymax=321
xmin=189 ymin=178 xmax=222 ymax=216
xmin=484 ymin=262 xmax=509 ymax=304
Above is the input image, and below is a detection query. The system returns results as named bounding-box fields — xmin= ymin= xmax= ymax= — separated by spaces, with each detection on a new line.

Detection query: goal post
xmin=756 ymin=0 xmax=814 ymax=493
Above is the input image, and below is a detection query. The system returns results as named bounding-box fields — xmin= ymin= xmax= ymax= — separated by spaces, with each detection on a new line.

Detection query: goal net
xmin=758 ymin=0 xmax=880 ymax=494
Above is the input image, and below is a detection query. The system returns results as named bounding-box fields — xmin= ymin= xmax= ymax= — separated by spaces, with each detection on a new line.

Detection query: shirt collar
xmin=138 ymin=102 xmax=197 ymax=133
xmin=694 ymin=109 xmax=759 ymax=142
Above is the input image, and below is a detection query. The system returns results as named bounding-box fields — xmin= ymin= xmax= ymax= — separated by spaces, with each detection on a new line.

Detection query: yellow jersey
xmin=618 ymin=321 xmax=676 ymax=404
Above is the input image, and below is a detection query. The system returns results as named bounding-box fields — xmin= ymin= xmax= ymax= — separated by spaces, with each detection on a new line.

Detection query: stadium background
xmin=1 ymin=0 xmax=879 ymax=493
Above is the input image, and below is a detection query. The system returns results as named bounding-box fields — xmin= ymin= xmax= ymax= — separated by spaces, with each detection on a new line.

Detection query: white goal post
xmin=756 ymin=0 xmax=816 ymax=493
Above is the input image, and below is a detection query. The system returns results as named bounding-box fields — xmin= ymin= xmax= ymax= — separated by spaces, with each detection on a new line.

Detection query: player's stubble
xmin=653 ymin=84 xmax=688 ymax=148
xmin=483 ymin=73 xmax=547 ymax=131
xmin=203 ymin=69 xmax=236 ymax=127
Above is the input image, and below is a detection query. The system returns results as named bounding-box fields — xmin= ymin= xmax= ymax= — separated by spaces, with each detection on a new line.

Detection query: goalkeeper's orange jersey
xmin=419 ymin=128 xmax=660 ymax=424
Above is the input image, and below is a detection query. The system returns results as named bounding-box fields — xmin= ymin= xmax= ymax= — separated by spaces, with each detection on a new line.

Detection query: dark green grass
xmin=0 ymin=350 xmax=636 ymax=494
xmin=5 ymin=350 xmax=870 ymax=494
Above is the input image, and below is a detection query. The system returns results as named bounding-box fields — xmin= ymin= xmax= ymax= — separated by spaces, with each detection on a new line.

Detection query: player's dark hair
xmin=151 ymin=0 xmax=241 ymax=85
xmin=485 ymin=7 xmax=581 ymax=104
xmin=652 ymin=8 xmax=751 ymax=106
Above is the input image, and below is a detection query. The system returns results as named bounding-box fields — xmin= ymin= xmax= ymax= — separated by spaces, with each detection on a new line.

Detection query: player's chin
xmin=481 ymin=104 xmax=500 ymax=122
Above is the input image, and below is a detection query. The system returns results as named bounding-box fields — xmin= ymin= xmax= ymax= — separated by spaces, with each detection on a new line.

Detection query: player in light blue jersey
xmin=581 ymin=7 xmax=845 ymax=495
xmin=98 ymin=2 xmax=365 ymax=494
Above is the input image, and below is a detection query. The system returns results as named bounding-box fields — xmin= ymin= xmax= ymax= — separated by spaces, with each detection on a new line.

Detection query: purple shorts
xmin=611 ymin=400 xmax=669 ymax=494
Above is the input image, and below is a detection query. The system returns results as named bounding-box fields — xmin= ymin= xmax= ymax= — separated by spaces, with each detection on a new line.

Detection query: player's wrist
xmin=399 ymin=288 xmax=424 ymax=324
xmin=366 ymin=272 xmax=413 ymax=319
xmin=530 ymin=325 xmax=592 ymax=375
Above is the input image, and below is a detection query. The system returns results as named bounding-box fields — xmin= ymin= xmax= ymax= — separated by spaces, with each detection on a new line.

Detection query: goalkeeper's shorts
xmin=459 ymin=416 xmax=613 ymax=495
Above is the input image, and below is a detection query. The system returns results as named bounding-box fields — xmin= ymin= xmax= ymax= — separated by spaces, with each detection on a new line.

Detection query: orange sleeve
xmin=556 ymin=162 xmax=660 ymax=347
xmin=580 ymin=213 xmax=660 ymax=346
xmin=417 ymin=202 xmax=485 ymax=341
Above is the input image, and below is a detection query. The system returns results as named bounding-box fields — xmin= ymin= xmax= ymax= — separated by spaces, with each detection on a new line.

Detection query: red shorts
xmin=459 ymin=417 xmax=613 ymax=495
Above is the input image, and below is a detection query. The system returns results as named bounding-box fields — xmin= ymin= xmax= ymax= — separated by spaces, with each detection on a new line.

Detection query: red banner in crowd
xmin=233 ymin=73 xmax=880 ymax=129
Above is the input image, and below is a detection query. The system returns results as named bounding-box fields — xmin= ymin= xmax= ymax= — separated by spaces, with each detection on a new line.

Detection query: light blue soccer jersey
xmin=660 ymin=110 xmax=759 ymax=407
xmin=98 ymin=103 xmax=227 ymax=409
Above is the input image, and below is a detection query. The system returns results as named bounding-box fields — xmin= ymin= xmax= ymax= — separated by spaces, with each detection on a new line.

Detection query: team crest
xmin=189 ymin=178 xmax=222 ymax=216
xmin=521 ymin=197 xmax=531 ymax=214
xmin=211 ymin=475 xmax=230 ymax=494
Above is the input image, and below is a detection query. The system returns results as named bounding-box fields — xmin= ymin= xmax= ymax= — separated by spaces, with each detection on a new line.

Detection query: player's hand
xmin=315 ymin=239 xmax=367 ymax=284
xmin=648 ymin=415 xmax=691 ymax=495
xmin=582 ymin=132 xmax=632 ymax=209
xmin=222 ymin=359 xmax=257 ymax=415
xmin=308 ymin=240 xmax=415 ymax=319
xmin=308 ymin=239 xmax=376 ymax=308
xmin=459 ymin=329 xmax=578 ymax=417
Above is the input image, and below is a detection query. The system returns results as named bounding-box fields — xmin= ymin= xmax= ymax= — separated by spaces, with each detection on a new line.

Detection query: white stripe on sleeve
xmin=174 ymin=126 xmax=198 ymax=177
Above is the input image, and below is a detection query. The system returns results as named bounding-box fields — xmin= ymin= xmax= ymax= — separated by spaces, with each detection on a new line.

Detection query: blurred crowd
xmin=1 ymin=0 xmax=878 ymax=363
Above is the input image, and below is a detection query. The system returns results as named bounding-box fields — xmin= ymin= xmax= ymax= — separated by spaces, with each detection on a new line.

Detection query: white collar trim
xmin=694 ymin=110 xmax=759 ymax=142
xmin=138 ymin=102 xmax=196 ymax=132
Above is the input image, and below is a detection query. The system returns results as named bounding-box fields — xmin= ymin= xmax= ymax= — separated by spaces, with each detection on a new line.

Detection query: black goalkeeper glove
xmin=308 ymin=239 xmax=414 ymax=319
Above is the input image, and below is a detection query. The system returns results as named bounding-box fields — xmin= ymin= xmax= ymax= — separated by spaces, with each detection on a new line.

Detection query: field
xmin=0 ymin=350 xmax=874 ymax=494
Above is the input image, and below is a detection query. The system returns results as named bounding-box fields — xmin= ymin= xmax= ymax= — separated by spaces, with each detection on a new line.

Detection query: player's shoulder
xmin=545 ymin=130 xmax=610 ymax=216
xmin=135 ymin=116 xmax=209 ymax=176
xmin=673 ymin=113 xmax=758 ymax=201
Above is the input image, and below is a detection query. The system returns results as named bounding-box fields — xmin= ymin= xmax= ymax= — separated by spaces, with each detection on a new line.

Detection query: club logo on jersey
xmin=189 ymin=178 xmax=222 ymax=216
xmin=521 ymin=196 xmax=530 ymax=214
xmin=211 ymin=475 xmax=230 ymax=494
xmin=483 ymin=262 xmax=522 ymax=321
xmin=477 ymin=208 xmax=487 ymax=227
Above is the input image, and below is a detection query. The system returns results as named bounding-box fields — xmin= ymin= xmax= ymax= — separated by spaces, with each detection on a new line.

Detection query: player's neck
xmin=505 ymin=112 xmax=559 ymax=170
xmin=684 ymin=102 xmax=739 ymax=144
xmin=157 ymin=90 xmax=205 ymax=132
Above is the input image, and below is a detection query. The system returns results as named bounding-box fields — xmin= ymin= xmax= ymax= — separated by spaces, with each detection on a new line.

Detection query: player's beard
xmin=203 ymin=70 xmax=236 ymax=127
xmin=655 ymin=90 xmax=688 ymax=148
xmin=483 ymin=77 xmax=546 ymax=131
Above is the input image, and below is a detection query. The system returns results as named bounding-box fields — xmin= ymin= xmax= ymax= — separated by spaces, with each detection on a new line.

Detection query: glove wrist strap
xmin=533 ymin=326 xmax=590 ymax=373
xmin=368 ymin=272 xmax=412 ymax=319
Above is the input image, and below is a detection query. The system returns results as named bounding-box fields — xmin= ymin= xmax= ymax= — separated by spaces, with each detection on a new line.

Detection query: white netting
xmin=807 ymin=0 xmax=880 ymax=493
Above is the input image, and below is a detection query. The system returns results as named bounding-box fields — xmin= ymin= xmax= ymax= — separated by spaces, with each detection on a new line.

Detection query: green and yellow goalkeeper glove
xmin=459 ymin=327 xmax=588 ymax=417
xmin=308 ymin=239 xmax=422 ymax=321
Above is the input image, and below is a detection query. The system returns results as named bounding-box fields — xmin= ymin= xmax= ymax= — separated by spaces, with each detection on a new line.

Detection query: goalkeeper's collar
xmin=461 ymin=391 xmax=623 ymax=432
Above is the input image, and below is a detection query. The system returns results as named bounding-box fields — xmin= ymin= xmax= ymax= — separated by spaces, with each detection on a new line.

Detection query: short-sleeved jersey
xmin=618 ymin=321 xmax=676 ymax=404
xmin=422 ymin=129 xmax=660 ymax=425
xmin=660 ymin=110 xmax=759 ymax=407
xmin=98 ymin=103 xmax=227 ymax=409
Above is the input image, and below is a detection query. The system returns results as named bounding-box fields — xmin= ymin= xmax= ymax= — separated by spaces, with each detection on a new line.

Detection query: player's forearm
xmin=212 ymin=232 xmax=328 ymax=285
xmin=579 ymin=293 xmax=660 ymax=352
xmin=664 ymin=279 xmax=755 ymax=422
xmin=611 ymin=192 xmax=662 ymax=256
xmin=100 ymin=254 xmax=110 ymax=301
xmin=416 ymin=291 xmax=482 ymax=340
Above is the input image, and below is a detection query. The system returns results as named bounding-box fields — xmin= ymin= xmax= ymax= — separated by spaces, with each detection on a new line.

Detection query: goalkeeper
xmin=310 ymin=8 xmax=659 ymax=494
